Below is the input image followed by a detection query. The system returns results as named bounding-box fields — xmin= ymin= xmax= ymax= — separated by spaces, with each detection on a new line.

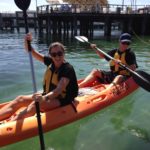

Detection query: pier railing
xmin=37 ymin=4 xmax=150 ymax=14
xmin=1 ymin=3 xmax=150 ymax=35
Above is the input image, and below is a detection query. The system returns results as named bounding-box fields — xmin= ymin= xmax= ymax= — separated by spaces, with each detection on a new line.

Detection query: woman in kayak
xmin=79 ymin=33 xmax=138 ymax=88
xmin=0 ymin=33 xmax=78 ymax=121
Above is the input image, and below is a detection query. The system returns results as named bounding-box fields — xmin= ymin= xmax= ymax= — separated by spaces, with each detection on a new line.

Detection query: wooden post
xmin=16 ymin=12 xmax=20 ymax=32
xmin=0 ymin=13 xmax=3 ymax=30
xmin=104 ymin=17 xmax=111 ymax=39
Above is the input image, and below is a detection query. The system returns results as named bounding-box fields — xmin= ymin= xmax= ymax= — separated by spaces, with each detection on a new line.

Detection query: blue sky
xmin=0 ymin=0 xmax=149 ymax=12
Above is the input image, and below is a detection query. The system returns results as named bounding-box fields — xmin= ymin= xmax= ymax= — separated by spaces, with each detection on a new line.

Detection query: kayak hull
xmin=0 ymin=77 xmax=138 ymax=147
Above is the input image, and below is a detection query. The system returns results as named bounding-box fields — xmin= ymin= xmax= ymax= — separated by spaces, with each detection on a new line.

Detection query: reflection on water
xmin=0 ymin=29 xmax=150 ymax=150
xmin=128 ymin=126 xmax=150 ymax=143
xmin=110 ymin=95 xmax=135 ymax=132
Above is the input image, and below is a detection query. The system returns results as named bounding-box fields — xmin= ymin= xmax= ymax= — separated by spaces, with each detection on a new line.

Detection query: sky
xmin=0 ymin=0 xmax=149 ymax=13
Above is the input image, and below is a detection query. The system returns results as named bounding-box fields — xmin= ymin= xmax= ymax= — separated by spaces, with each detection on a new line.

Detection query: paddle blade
xmin=80 ymin=36 xmax=88 ymax=42
xmin=14 ymin=0 xmax=31 ymax=11
xmin=132 ymin=70 xmax=150 ymax=92
xmin=75 ymin=36 xmax=85 ymax=43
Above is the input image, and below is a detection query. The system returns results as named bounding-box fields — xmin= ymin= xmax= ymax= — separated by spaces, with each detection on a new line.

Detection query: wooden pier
xmin=0 ymin=11 xmax=37 ymax=32
xmin=1 ymin=4 xmax=150 ymax=38
xmin=37 ymin=4 xmax=150 ymax=38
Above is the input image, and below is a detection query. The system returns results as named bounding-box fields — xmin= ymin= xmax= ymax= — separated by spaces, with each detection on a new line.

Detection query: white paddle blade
xmin=80 ymin=36 xmax=88 ymax=42
xmin=75 ymin=36 xmax=85 ymax=42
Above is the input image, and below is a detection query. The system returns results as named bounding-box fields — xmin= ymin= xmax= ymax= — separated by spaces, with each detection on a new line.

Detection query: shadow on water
xmin=110 ymin=92 xmax=150 ymax=144
xmin=110 ymin=95 xmax=135 ymax=133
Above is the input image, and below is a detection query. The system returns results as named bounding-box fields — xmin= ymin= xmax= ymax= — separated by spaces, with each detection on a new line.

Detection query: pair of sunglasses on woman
xmin=50 ymin=51 xmax=64 ymax=57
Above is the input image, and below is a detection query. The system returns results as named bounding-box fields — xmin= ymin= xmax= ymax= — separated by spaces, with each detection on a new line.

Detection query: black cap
xmin=119 ymin=33 xmax=131 ymax=43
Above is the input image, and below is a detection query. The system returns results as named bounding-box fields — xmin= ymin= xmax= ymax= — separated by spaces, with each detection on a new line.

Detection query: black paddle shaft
xmin=14 ymin=0 xmax=45 ymax=149
xmin=23 ymin=10 xmax=32 ymax=51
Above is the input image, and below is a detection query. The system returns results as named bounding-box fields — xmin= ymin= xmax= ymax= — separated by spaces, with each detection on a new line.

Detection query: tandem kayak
xmin=0 ymin=77 xmax=138 ymax=147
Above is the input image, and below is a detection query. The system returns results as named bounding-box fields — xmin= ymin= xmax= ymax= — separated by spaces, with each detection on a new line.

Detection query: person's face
xmin=49 ymin=46 xmax=64 ymax=68
xmin=119 ymin=41 xmax=130 ymax=52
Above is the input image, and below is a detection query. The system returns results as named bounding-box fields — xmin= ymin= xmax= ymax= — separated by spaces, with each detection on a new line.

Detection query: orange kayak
xmin=0 ymin=77 xmax=138 ymax=147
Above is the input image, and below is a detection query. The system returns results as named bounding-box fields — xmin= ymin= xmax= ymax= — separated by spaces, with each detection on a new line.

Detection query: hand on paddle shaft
xmin=75 ymin=36 xmax=150 ymax=92
xmin=14 ymin=0 xmax=45 ymax=149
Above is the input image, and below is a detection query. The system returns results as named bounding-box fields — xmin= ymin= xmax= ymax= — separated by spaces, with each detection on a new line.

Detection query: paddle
xmin=75 ymin=36 xmax=150 ymax=92
xmin=14 ymin=0 xmax=45 ymax=149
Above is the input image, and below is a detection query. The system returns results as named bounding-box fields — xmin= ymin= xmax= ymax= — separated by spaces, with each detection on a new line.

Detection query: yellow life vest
xmin=43 ymin=65 xmax=66 ymax=99
xmin=110 ymin=51 xmax=130 ymax=76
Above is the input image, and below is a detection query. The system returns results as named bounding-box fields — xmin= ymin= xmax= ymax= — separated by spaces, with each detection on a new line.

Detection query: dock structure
xmin=0 ymin=11 xmax=37 ymax=32
xmin=0 ymin=13 xmax=15 ymax=31
xmin=1 ymin=4 xmax=150 ymax=38
xmin=37 ymin=4 xmax=150 ymax=38
xmin=15 ymin=11 xmax=37 ymax=32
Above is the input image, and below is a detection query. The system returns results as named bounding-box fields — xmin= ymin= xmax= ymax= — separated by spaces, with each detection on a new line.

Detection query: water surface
xmin=0 ymin=29 xmax=150 ymax=150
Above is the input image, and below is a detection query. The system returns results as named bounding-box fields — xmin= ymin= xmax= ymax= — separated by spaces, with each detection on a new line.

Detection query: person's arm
xmin=30 ymin=47 xmax=44 ymax=63
xmin=43 ymin=77 xmax=70 ymax=101
xmin=24 ymin=33 xmax=44 ymax=63
xmin=90 ymin=44 xmax=104 ymax=58
xmin=33 ymin=77 xmax=70 ymax=102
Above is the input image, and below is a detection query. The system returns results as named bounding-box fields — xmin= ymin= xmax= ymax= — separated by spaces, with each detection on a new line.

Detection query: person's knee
xmin=91 ymin=69 xmax=102 ymax=78
xmin=116 ymin=75 xmax=124 ymax=82
xmin=91 ymin=69 xmax=99 ymax=76
xmin=14 ymin=95 xmax=26 ymax=104
xmin=90 ymin=69 xmax=96 ymax=75
xmin=26 ymin=102 xmax=35 ymax=112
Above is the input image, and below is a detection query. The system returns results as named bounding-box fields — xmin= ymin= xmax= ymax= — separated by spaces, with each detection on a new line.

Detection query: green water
xmin=0 ymin=29 xmax=150 ymax=150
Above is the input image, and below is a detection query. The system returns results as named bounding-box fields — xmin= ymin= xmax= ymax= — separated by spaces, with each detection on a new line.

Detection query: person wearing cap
xmin=79 ymin=33 xmax=138 ymax=88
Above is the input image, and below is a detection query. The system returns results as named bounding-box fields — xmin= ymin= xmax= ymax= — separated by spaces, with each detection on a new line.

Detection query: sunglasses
xmin=50 ymin=51 xmax=64 ymax=57
xmin=121 ymin=41 xmax=130 ymax=45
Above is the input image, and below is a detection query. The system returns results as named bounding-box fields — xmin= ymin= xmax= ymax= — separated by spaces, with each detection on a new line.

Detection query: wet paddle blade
xmin=75 ymin=36 xmax=89 ymax=43
xmin=75 ymin=36 xmax=85 ymax=43
xmin=132 ymin=70 xmax=150 ymax=92
xmin=14 ymin=0 xmax=31 ymax=11
xmin=80 ymin=36 xmax=89 ymax=42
